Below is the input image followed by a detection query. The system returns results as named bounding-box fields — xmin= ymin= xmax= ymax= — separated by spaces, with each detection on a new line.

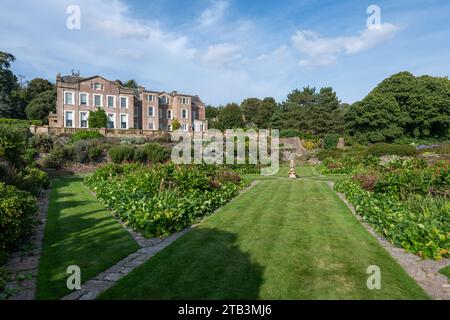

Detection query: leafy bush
xmin=89 ymin=108 xmax=107 ymax=128
xmin=62 ymin=144 xmax=75 ymax=161
xmin=0 ymin=183 xmax=37 ymax=264
xmin=70 ymin=131 xmax=104 ymax=143
xmin=88 ymin=146 xmax=103 ymax=162
xmin=42 ymin=147 xmax=65 ymax=169
xmin=16 ymin=167 xmax=49 ymax=195
xmin=0 ymin=125 xmax=28 ymax=163
xmin=120 ymin=137 xmax=145 ymax=145
xmin=323 ymin=134 xmax=340 ymax=150
xmin=318 ymin=153 xmax=379 ymax=175
xmin=335 ymin=179 xmax=449 ymax=260
xmin=23 ymin=148 xmax=37 ymax=165
xmin=71 ymin=139 xmax=104 ymax=163
xmin=31 ymin=134 xmax=53 ymax=153
xmin=317 ymin=148 xmax=344 ymax=161
xmin=372 ymin=159 xmax=449 ymax=200
xmin=108 ymin=145 xmax=135 ymax=163
xmin=73 ymin=140 xmax=91 ymax=163
xmin=143 ymin=143 xmax=171 ymax=164
xmin=84 ymin=164 xmax=246 ymax=237
xmin=367 ymin=143 xmax=418 ymax=157
xmin=133 ymin=147 xmax=148 ymax=162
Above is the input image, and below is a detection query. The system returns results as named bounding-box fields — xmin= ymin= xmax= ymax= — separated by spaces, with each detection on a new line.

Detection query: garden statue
xmin=288 ymin=159 xmax=297 ymax=179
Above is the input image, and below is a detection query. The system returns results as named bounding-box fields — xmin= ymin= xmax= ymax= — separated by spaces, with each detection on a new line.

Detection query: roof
xmin=57 ymin=74 xmax=205 ymax=104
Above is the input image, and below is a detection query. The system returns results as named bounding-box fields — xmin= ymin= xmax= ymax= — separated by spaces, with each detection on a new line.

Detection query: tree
xmin=345 ymin=72 xmax=450 ymax=142
xmin=172 ymin=118 xmax=181 ymax=130
xmin=25 ymin=78 xmax=54 ymax=102
xmin=216 ymin=103 xmax=245 ymax=130
xmin=0 ymin=51 xmax=24 ymax=118
xmin=123 ymin=80 xmax=138 ymax=89
xmin=89 ymin=108 xmax=107 ymax=128
xmin=308 ymin=87 xmax=343 ymax=135
xmin=273 ymin=86 xmax=343 ymax=135
xmin=254 ymin=97 xmax=277 ymax=128
xmin=205 ymin=105 xmax=221 ymax=120
xmin=25 ymin=90 xmax=56 ymax=124
xmin=240 ymin=98 xmax=261 ymax=124
xmin=345 ymin=93 xmax=406 ymax=143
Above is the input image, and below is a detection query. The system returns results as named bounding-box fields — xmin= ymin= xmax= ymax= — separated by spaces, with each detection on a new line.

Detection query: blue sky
xmin=1 ymin=0 xmax=449 ymax=105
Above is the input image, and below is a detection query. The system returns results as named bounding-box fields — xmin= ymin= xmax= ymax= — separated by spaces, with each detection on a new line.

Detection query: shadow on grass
xmin=99 ymin=227 xmax=265 ymax=300
xmin=36 ymin=175 xmax=139 ymax=300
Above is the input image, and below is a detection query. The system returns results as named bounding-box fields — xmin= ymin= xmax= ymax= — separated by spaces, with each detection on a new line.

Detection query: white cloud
xmin=197 ymin=0 xmax=229 ymax=27
xmin=86 ymin=0 xmax=195 ymax=56
xmin=200 ymin=43 xmax=241 ymax=67
xmin=257 ymin=45 xmax=289 ymax=61
xmin=292 ymin=23 xmax=398 ymax=66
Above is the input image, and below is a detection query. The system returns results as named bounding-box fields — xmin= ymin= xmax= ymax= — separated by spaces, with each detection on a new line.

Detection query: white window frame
xmin=182 ymin=123 xmax=188 ymax=131
xmin=181 ymin=109 xmax=188 ymax=119
xmin=148 ymin=106 xmax=154 ymax=117
xmin=167 ymin=124 xmax=173 ymax=131
xmin=167 ymin=109 xmax=172 ymax=119
xmin=93 ymin=94 xmax=103 ymax=107
xmin=79 ymin=111 xmax=89 ymax=128
xmin=107 ymin=113 xmax=116 ymax=129
xmin=147 ymin=94 xmax=155 ymax=102
xmin=107 ymin=95 xmax=116 ymax=108
xmin=93 ymin=83 xmax=103 ymax=90
xmin=79 ymin=92 xmax=89 ymax=106
xmin=147 ymin=122 xmax=155 ymax=130
xmin=120 ymin=96 xmax=129 ymax=109
xmin=64 ymin=110 xmax=74 ymax=128
xmin=64 ymin=91 xmax=75 ymax=105
xmin=120 ymin=113 xmax=128 ymax=129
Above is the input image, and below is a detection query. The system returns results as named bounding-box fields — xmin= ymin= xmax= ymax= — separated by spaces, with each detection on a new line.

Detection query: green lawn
xmin=440 ymin=266 xmax=450 ymax=282
xmin=243 ymin=165 xmax=349 ymax=182
xmin=99 ymin=177 xmax=428 ymax=299
xmin=36 ymin=176 xmax=140 ymax=299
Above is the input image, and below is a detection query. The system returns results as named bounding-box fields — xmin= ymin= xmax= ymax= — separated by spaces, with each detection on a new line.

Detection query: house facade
xmin=49 ymin=74 xmax=207 ymax=132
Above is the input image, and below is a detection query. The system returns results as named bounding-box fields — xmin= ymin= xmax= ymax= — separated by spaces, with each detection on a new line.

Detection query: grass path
xmin=99 ymin=177 xmax=428 ymax=299
xmin=36 ymin=176 xmax=140 ymax=299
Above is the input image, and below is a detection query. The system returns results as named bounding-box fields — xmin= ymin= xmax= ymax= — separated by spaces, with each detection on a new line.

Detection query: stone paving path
xmin=328 ymin=182 xmax=450 ymax=300
xmin=4 ymin=188 xmax=51 ymax=300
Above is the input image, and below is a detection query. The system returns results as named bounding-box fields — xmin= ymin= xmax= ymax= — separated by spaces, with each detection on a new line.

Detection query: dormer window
xmin=92 ymin=83 xmax=103 ymax=90
xmin=159 ymin=96 xmax=170 ymax=105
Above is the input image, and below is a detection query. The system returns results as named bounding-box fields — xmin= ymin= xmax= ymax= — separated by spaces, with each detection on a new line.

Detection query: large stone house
xmin=49 ymin=74 xmax=208 ymax=132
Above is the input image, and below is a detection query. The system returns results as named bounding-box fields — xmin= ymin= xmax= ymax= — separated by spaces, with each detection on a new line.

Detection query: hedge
xmin=0 ymin=118 xmax=42 ymax=126
xmin=367 ymin=143 xmax=418 ymax=157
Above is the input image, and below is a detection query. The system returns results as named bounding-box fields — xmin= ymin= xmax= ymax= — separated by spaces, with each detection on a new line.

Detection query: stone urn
xmin=288 ymin=159 xmax=297 ymax=179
